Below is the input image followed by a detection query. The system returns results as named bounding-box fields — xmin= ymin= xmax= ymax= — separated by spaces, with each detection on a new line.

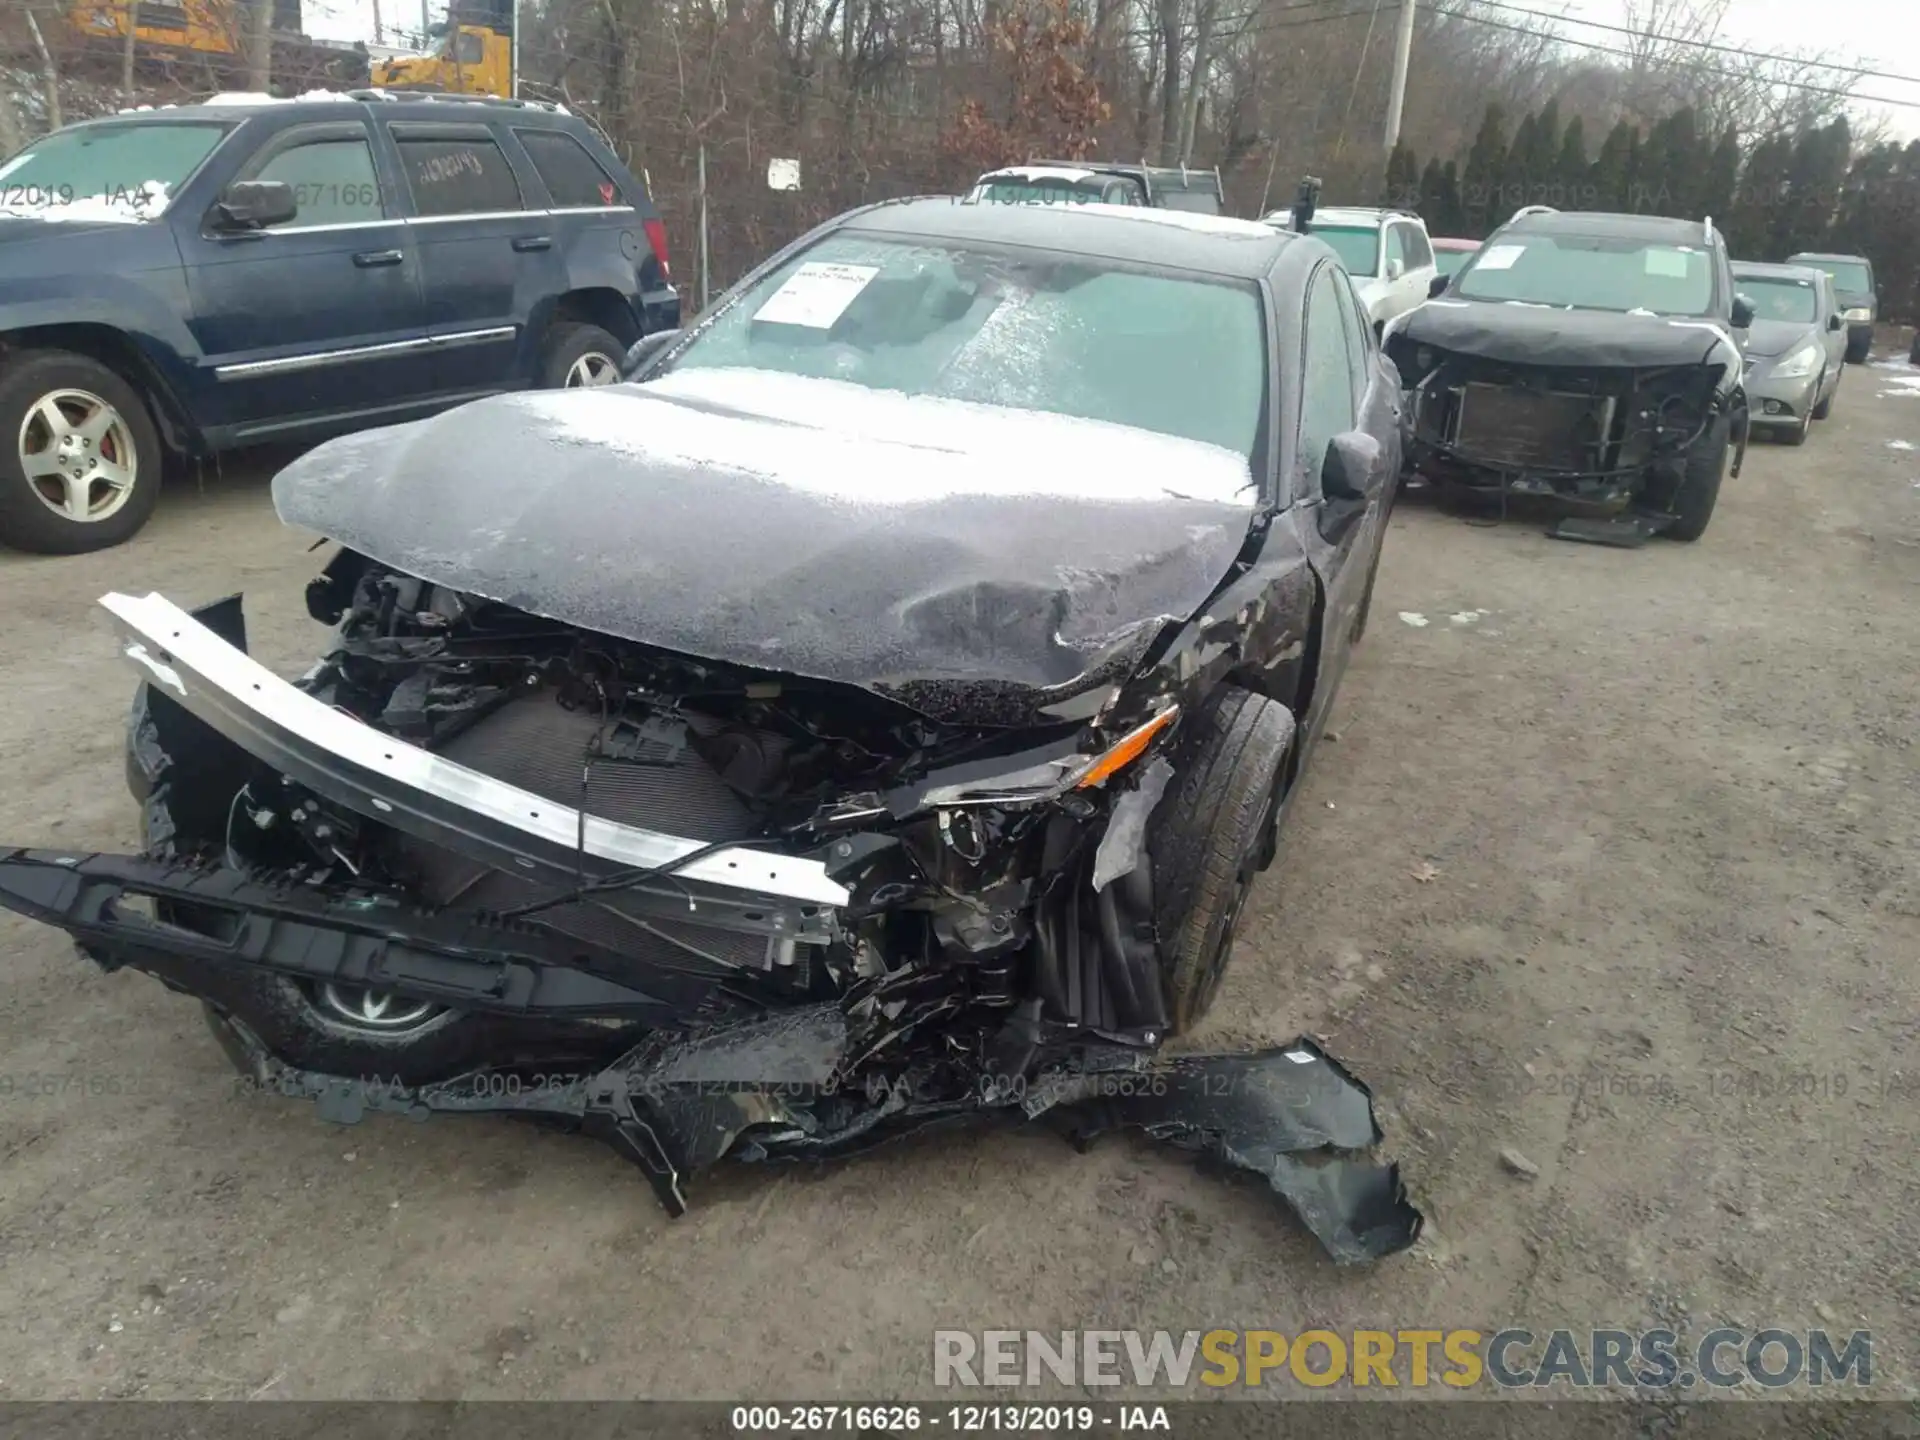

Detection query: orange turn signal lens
xmin=1074 ymin=706 xmax=1180 ymax=790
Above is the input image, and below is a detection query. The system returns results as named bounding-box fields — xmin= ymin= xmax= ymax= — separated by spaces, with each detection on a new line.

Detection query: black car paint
xmin=1785 ymin=251 xmax=1876 ymax=359
xmin=1387 ymin=211 xmax=1748 ymax=519
xmin=0 ymin=200 xmax=1413 ymax=1259
xmin=0 ymin=99 xmax=678 ymax=457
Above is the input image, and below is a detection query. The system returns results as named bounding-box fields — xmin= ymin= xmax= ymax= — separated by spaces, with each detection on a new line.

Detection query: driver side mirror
xmin=621 ymin=328 xmax=682 ymax=379
xmin=1828 ymin=312 xmax=1844 ymax=331
xmin=1318 ymin=431 xmax=1381 ymax=545
xmin=1730 ymin=293 xmax=1756 ymax=329
xmin=1428 ymin=272 xmax=1450 ymax=298
xmin=1385 ymin=257 xmax=1405 ymax=282
xmin=210 ymin=179 xmax=296 ymax=231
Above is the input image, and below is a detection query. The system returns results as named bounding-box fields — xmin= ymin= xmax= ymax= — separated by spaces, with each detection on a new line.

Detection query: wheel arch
xmin=547 ymin=288 xmax=643 ymax=349
xmin=0 ymin=323 xmax=197 ymax=456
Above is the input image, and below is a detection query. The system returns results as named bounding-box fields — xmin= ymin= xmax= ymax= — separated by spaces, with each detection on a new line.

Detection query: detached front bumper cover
xmin=0 ymin=848 xmax=1423 ymax=1264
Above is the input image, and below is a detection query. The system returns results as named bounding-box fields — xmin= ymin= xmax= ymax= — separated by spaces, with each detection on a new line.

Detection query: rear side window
xmin=516 ymin=128 xmax=622 ymax=208
xmin=393 ymin=132 xmax=522 ymax=216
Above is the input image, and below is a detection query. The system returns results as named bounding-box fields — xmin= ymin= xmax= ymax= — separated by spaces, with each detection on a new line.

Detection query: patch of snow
xmin=550 ymin=366 xmax=1259 ymax=508
xmin=1449 ymin=609 xmax=1489 ymax=625
xmin=979 ymin=165 xmax=1101 ymax=185
xmin=1879 ymin=374 xmax=1920 ymax=398
xmin=200 ymin=89 xmax=357 ymax=106
xmin=1398 ymin=611 xmax=1430 ymax=628
xmin=1071 ymin=204 xmax=1276 ymax=239
xmin=0 ymin=179 xmax=170 ymax=224
xmin=1889 ymin=440 xmax=1915 ymax=451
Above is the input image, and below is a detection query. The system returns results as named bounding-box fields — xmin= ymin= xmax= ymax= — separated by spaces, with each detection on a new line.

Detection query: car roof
xmin=840 ymin=197 xmax=1294 ymax=279
xmin=82 ymin=92 xmax=583 ymax=126
xmin=1732 ymin=261 xmax=1825 ymax=282
xmin=1430 ymin=237 xmax=1481 ymax=249
xmin=1302 ymin=206 xmax=1405 ymax=226
xmin=1502 ymin=210 xmax=1712 ymax=245
xmin=1785 ymin=251 xmax=1871 ymax=265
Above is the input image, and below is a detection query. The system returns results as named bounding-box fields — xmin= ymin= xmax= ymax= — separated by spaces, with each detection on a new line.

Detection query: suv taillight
xmin=642 ymin=218 xmax=671 ymax=282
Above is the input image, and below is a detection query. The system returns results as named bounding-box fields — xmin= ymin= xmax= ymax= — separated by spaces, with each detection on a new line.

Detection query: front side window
xmin=1309 ymin=224 xmax=1381 ymax=278
xmin=1384 ymin=224 xmax=1409 ymax=271
xmin=250 ymin=135 xmax=384 ymax=227
xmin=1453 ymin=232 xmax=1715 ymax=317
xmin=0 ymin=121 xmax=228 ymax=217
xmin=661 ymin=233 xmax=1266 ymax=456
xmin=1298 ymin=266 xmax=1358 ymax=493
xmin=394 ymin=132 xmax=522 ymax=216
xmin=1402 ymin=225 xmax=1433 ymax=269
xmin=1736 ymin=277 xmax=1818 ymax=324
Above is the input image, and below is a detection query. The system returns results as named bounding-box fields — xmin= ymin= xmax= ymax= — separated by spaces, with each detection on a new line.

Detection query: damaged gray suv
xmin=0 ymin=199 xmax=1420 ymax=1262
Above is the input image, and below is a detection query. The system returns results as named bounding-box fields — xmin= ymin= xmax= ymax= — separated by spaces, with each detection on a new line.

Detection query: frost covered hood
xmin=1398 ymin=298 xmax=1738 ymax=370
xmin=1742 ymin=318 xmax=1817 ymax=359
xmin=272 ymin=369 xmax=1260 ymax=721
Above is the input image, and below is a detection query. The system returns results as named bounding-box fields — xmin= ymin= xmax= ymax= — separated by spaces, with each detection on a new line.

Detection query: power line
xmin=1460 ymin=0 xmax=1920 ymax=91
xmin=1423 ymin=4 xmax=1920 ymax=111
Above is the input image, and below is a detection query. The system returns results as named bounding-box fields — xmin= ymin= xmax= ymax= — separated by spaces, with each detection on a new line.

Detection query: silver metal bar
xmin=99 ymin=593 xmax=851 ymax=921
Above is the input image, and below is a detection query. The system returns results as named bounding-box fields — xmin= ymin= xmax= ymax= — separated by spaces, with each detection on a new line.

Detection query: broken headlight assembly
xmin=910 ymin=706 xmax=1181 ymax=810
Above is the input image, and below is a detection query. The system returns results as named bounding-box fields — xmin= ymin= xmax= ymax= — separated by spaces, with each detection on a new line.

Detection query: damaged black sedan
xmin=1387 ymin=209 xmax=1752 ymax=546
xmin=0 ymin=200 xmax=1420 ymax=1262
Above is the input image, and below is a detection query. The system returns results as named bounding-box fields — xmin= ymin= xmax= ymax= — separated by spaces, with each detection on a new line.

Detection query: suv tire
xmin=540 ymin=322 xmax=625 ymax=389
xmin=1667 ymin=413 xmax=1731 ymax=542
xmin=0 ymin=350 xmax=163 ymax=555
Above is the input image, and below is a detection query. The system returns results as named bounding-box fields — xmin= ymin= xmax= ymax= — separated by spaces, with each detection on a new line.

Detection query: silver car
xmin=1731 ymin=262 xmax=1847 ymax=445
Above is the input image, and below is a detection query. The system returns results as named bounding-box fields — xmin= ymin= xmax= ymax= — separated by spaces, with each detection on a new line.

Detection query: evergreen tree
xmin=1501 ymin=112 xmax=1540 ymax=215
xmin=1383 ymin=141 xmax=1420 ymax=210
xmin=1461 ymin=103 xmax=1509 ymax=236
xmin=1418 ymin=156 xmax=1445 ymax=221
xmin=1730 ymin=131 xmax=1794 ymax=258
xmin=1556 ymin=115 xmax=1588 ymax=206
xmin=1437 ymin=159 xmax=1465 ymax=235
xmin=1590 ymin=120 xmax=1635 ymax=211
xmin=1702 ymin=126 xmax=1740 ymax=228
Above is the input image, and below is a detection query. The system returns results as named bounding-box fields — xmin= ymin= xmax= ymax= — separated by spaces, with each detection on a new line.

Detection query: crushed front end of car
xmin=1387 ymin=304 xmax=1747 ymax=545
xmin=0 ymin=384 xmax=1422 ymax=1263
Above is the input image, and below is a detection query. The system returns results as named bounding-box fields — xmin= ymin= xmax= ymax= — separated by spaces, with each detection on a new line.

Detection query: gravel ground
xmin=0 ymin=348 xmax=1916 ymax=1401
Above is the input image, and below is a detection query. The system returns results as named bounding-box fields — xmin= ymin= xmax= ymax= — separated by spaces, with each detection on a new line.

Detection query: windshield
xmin=0 ymin=121 xmax=228 ymax=218
xmin=1308 ymin=224 xmax=1380 ymax=276
xmin=1737 ymin=276 xmax=1818 ymax=324
xmin=1156 ymin=190 xmax=1221 ymax=214
xmin=1434 ymin=247 xmax=1476 ymax=278
xmin=661 ymin=233 xmax=1266 ymax=456
xmin=1453 ymin=232 xmax=1715 ymax=316
xmin=970 ymin=178 xmax=1106 ymax=206
xmin=1804 ymin=259 xmax=1873 ymax=294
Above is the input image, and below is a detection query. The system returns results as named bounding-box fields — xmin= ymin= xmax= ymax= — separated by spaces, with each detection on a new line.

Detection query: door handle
xmin=353 ymin=249 xmax=404 ymax=267
xmin=512 ymin=235 xmax=553 ymax=252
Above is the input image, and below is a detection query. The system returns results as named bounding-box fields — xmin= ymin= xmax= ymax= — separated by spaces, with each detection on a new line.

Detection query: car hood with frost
xmin=1395 ymin=297 xmax=1740 ymax=370
xmin=272 ymin=368 xmax=1260 ymax=723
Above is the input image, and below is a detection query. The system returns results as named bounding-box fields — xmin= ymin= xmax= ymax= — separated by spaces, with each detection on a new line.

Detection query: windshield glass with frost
xmin=1453 ymin=232 xmax=1716 ymax=316
xmin=1736 ymin=276 xmax=1818 ymax=324
xmin=1803 ymin=259 xmax=1872 ymax=294
xmin=0 ymin=121 xmax=230 ymax=216
xmin=1307 ymin=224 xmax=1381 ymax=276
xmin=660 ymin=233 xmax=1267 ymax=456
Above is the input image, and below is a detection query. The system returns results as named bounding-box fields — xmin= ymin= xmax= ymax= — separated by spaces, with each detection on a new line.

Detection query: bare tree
xmin=24 ymin=8 xmax=65 ymax=132
xmin=121 ymin=0 xmax=139 ymax=104
xmin=245 ymin=0 xmax=274 ymax=91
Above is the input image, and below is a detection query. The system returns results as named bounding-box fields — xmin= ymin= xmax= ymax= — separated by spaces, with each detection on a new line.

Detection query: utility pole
xmin=1384 ymin=0 xmax=1416 ymax=154
xmin=509 ymin=0 xmax=519 ymax=96
xmin=370 ymin=0 xmax=383 ymax=46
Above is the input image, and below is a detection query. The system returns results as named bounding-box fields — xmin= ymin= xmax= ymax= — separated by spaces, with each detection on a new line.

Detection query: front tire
xmin=1666 ymin=414 xmax=1731 ymax=543
xmin=0 ymin=350 xmax=163 ymax=555
xmin=539 ymin=322 xmax=625 ymax=389
xmin=1148 ymin=689 xmax=1295 ymax=1034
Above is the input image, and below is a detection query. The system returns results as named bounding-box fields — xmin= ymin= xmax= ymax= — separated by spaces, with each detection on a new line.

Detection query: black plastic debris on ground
xmin=221 ymin=1005 xmax=1423 ymax=1265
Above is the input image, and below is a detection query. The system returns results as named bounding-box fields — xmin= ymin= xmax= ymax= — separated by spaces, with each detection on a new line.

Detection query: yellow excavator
xmin=370 ymin=0 xmax=512 ymax=96
xmin=66 ymin=0 xmax=370 ymax=88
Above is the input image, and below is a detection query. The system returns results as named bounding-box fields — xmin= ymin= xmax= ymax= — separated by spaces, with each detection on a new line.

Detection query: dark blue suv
xmin=0 ymin=91 xmax=679 ymax=554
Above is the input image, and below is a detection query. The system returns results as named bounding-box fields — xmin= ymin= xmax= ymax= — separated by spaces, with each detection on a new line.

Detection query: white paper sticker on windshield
xmin=752 ymin=262 xmax=880 ymax=328
xmin=1475 ymin=244 xmax=1525 ymax=271
xmin=1644 ymin=249 xmax=1692 ymax=277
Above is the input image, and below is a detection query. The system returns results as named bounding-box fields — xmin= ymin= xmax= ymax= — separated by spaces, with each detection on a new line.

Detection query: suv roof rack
xmin=1510 ymin=204 xmax=1558 ymax=222
xmin=343 ymin=88 xmax=568 ymax=113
